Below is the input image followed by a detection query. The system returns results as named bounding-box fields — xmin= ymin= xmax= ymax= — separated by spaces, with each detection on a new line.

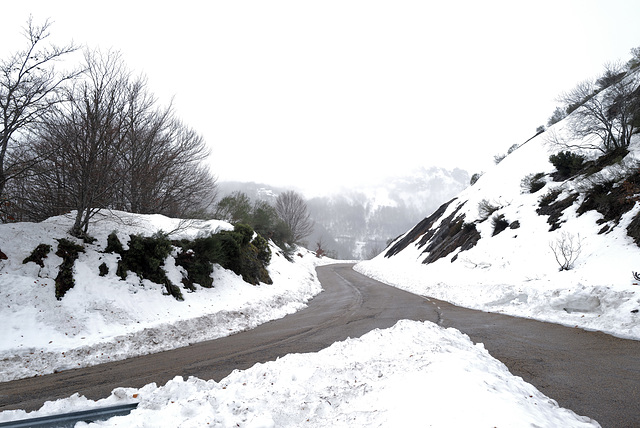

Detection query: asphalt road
xmin=1 ymin=263 xmax=639 ymax=427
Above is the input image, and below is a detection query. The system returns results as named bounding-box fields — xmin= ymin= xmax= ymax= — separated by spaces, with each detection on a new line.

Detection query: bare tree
xmin=275 ymin=190 xmax=314 ymax=244
xmin=0 ymin=17 xmax=80 ymax=204
xmin=20 ymin=48 xmax=217 ymax=231
xmin=141 ymin=118 xmax=216 ymax=217
xmin=113 ymin=77 xmax=217 ymax=218
xmin=550 ymin=232 xmax=583 ymax=271
xmin=32 ymin=49 xmax=130 ymax=237
xmin=554 ymin=66 xmax=640 ymax=154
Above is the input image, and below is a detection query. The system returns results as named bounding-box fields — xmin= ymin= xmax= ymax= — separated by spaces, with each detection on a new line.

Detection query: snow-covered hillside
xmin=356 ymin=119 xmax=640 ymax=340
xmin=0 ymin=211 xmax=325 ymax=382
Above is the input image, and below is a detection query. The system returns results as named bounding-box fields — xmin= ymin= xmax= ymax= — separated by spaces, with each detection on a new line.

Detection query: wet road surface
xmin=1 ymin=263 xmax=639 ymax=427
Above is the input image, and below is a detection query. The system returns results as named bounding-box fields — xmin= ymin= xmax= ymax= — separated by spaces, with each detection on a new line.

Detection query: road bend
xmin=1 ymin=263 xmax=639 ymax=427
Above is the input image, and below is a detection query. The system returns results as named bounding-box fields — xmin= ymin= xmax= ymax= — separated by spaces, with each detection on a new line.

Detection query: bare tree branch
xmin=0 ymin=17 xmax=81 ymax=200
xmin=552 ymin=68 xmax=640 ymax=155
xmin=550 ymin=232 xmax=583 ymax=271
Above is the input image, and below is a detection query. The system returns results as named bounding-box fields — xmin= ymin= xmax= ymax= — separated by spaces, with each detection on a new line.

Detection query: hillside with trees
xmin=0 ymin=19 xmax=217 ymax=237
xmin=0 ymin=19 xmax=313 ymax=304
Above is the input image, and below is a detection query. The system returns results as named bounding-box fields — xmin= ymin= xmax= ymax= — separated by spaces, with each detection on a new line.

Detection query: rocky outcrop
xmin=385 ymin=198 xmax=481 ymax=264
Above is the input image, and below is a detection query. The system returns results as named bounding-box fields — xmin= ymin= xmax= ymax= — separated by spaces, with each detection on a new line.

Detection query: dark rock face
xmin=385 ymin=199 xmax=456 ymax=258
xmin=537 ymin=193 xmax=579 ymax=231
xmin=385 ymin=198 xmax=481 ymax=264
xmin=421 ymin=209 xmax=480 ymax=264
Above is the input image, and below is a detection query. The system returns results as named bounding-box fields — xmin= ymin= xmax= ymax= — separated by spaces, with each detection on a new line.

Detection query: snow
xmin=0 ymin=207 xmax=601 ymax=426
xmin=10 ymin=108 xmax=640 ymax=426
xmin=0 ymin=322 xmax=597 ymax=427
xmin=356 ymin=122 xmax=640 ymax=341
xmin=0 ymin=211 xmax=325 ymax=382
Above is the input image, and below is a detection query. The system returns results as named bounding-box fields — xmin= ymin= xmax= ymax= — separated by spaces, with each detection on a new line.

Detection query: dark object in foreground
xmin=0 ymin=403 xmax=138 ymax=428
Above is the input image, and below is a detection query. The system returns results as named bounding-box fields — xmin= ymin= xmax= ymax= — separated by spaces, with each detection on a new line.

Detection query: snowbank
xmin=0 ymin=320 xmax=598 ymax=427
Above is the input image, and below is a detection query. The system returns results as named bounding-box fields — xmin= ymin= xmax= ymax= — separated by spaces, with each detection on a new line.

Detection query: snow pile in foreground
xmin=0 ymin=211 xmax=326 ymax=382
xmin=357 ymin=129 xmax=640 ymax=340
xmin=0 ymin=320 xmax=599 ymax=428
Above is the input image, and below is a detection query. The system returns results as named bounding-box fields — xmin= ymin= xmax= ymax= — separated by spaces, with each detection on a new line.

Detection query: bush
xmin=234 ymin=223 xmax=254 ymax=247
xmin=478 ymin=199 xmax=500 ymax=220
xmin=174 ymin=234 xmax=225 ymax=289
xmin=226 ymin=224 xmax=273 ymax=285
xmin=104 ymin=224 xmax=274 ymax=299
xmin=252 ymin=234 xmax=272 ymax=265
xmin=549 ymin=151 xmax=586 ymax=179
xmin=105 ymin=231 xmax=124 ymax=254
xmin=550 ymin=232 xmax=582 ymax=271
xmin=174 ymin=224 xmax=273 ymax=289
xmin=23 ymin=243 xmax=51 ymax=267
xmin=98 ymin=262 xmax=109 ymax=277
xmin=239 ymin=240 xmax=273 ymax=285
xmin=491 ymin=214 xmax=510 ymax=236
xmin=54 ymin=238 xmax=85 ymax=300
xmin=470 ymin=172 xmax=483 ymax=186
xmin=521 ymin=172 xmax=546 ymax=194
xmin=115 ymin=232 xmax=183 ymax=301
xmin=538 ymin=188 xmax=562 ymax=208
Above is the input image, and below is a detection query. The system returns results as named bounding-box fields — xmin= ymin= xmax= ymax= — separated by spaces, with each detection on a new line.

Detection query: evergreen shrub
xmin=521 ymin=172 xmax=546 ymax=194
xmin=55 ymin=238 xmax=85 ymax=300
xmin=23 ymin=244 xmax=52 ymax=267
xmin=105 ymin=231 xmax=124 ymax=254
xmin=491 ymin=214 xmax=510 ymax=236
xmin=99 ymin=262 xmax=109 ymax=276
xmin=173 ymin=224 xmax=273 ymax=289
xmin=114 ymin=232 xmax=184 ymax=301
xmin=549 ymin=151 xmax=586 ymax=179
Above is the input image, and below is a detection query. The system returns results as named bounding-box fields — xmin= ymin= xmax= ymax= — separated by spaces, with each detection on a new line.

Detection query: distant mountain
xmin=305 ymin=167 xmax=470 ymax=259
xmin=216 ymin=181 xmax=286 ymax=204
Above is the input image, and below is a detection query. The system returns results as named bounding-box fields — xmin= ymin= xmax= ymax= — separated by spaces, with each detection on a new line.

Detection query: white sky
xmin=3 ymin=1 xmax=640 ymax=194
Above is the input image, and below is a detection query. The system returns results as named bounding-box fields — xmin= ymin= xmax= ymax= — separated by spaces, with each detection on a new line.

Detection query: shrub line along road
xmin=1 ymin=263 xmax=639 ymax=427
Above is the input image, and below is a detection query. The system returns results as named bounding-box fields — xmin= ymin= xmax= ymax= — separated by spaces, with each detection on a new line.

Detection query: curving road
xmin=1 ymin=263 xmax=639 ymax=427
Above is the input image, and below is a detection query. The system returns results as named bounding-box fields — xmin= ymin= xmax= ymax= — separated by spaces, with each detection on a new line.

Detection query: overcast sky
xmin=3 ymin=1 xmax=640 ymax=195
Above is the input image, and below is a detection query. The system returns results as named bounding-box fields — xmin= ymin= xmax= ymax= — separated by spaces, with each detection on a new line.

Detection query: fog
xmin=218 ymin=166 xmax=469 ymax=259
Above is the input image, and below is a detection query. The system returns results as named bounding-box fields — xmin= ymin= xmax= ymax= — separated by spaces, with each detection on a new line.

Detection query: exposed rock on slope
xmin=385 ymin=199 xmax=481 ymax=264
